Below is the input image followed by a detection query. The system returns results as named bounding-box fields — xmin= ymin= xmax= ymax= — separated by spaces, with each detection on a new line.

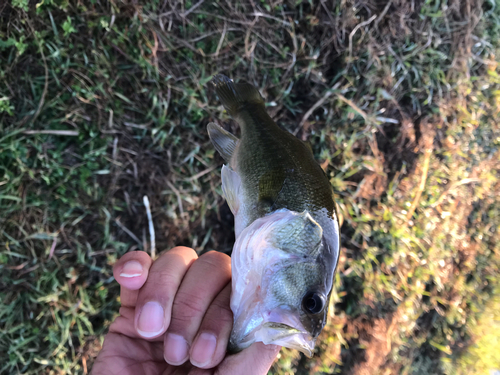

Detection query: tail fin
xmin=211 ymin=74 xmax=264 ymax=115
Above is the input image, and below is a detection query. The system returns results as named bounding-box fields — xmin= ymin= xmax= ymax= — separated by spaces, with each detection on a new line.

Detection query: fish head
xmin=229 ymin=209 xmax=338 ymax=357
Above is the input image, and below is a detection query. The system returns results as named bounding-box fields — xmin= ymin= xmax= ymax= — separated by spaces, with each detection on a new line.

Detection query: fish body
xmin=208 ymin=74 xmax=340 ymax=356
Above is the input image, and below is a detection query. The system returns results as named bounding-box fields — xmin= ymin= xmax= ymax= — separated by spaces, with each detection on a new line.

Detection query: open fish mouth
xmin=256 ymin=322 xmax=315 ymax=357
xmin=229 ymin=308 xmax=316 ymax=357
xmin=229 ymin=322 xmax=315 ymax=357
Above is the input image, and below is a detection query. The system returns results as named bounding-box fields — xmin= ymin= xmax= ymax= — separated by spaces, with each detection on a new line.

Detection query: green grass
xmin=1 ymin=0 xmax=500 ymax=374
xmin=454 ymin=285 xmax=500 ymax=374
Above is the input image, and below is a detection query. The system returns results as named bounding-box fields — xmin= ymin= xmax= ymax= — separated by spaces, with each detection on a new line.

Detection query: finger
xmin=113 ymin=251 xmax=153 ymax=307
xmin=189 ymin=283 xmax=232 ymax=369
xmin=215 ymin=342 xmax=281 ymax=375
xmin=164 ymin=251 xmax=231 ymax=366
xmin=134 ymin=246 xmax=198 ymax=339
xmin=109 ymin=306 xmax=141 ymax=338
xmin=188 ymin=367 xmax=213 ymax=375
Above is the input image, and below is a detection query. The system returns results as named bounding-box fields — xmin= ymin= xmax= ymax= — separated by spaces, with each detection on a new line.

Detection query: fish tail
xmin=211 ymin=74 xmax=264 ymax=115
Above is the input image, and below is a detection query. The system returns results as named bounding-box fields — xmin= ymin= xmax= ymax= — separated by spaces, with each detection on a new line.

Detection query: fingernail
xmin=137 ymin=301 xmax=164 ymax=337
xmin=190 ymin=332 xmax=217 ymax=368
xmin=164 ymin=333 xmax=189 ymax=365
xmin=120 ymin=260 xmax=143 ymax=278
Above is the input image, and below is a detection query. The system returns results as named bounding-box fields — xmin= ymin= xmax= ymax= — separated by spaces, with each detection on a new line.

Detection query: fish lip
xmin=230 ymin=313 xmax=316 ymax=357
xmin=235 ymin=323 xmax=315 ymax=357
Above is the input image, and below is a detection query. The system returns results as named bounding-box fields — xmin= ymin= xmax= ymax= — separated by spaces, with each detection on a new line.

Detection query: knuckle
xmin=207 ymin=298 xmax=233 ymax=325
xmin=149 ymin=269 xmax=179 ymax=291
xmin=172 ymin=290 xmax=207 ymax=319
xmin=170 ymin=246 xmax=198 ymax=259
xmin=169 ymin=312 xmax=194 ymax=325
xmin=199 ymin=251 xmax=231 ymax=271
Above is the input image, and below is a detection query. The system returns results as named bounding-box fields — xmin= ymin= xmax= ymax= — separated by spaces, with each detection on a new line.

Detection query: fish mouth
xmin=257 ymin=322 xmax=315 ymax=357
xmin=229 ymin=309 xmax=316 ymax=357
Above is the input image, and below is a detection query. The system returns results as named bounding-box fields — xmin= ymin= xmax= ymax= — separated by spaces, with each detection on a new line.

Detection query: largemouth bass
xmin=208 ymin=74 xmax=340 ymax=356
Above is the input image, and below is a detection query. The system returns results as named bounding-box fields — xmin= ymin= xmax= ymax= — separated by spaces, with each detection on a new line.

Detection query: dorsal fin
xmin=211 ymin=74 xmax=265 ymax=115
xmin=207 ymin=122 xmax=239 ymax=163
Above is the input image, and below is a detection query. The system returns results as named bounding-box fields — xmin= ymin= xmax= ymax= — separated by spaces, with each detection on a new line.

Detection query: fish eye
xmin=302 ymin=292 xmax=326 ymax=314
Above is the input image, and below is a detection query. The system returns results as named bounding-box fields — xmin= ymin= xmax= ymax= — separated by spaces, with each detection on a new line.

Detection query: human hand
xmin=91 ymin=247 xmax=280 ymax=375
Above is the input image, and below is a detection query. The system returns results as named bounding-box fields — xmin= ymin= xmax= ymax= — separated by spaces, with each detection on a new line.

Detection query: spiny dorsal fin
xmin=211 ymin=74 xmax=265 ymax=115
xmin=207 ymin=122 xmax=239 ymax=163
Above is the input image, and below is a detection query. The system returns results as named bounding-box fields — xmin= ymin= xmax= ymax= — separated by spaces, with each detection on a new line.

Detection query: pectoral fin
xmin=221 ymin=165 xmax=242 ymax=215
xmin=207 ymin=122 xmax=239 ymax=163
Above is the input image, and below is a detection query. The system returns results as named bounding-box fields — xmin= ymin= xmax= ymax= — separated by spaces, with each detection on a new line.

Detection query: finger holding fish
xmin=164 ymin=251 xmax=231 ymax=366
xmin=114 ymin=246 xmax=234 ymax=369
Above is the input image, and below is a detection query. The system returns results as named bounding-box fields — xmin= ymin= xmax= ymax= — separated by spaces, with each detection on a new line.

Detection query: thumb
xmin=215 ymin=343 xmax=281 ymax=375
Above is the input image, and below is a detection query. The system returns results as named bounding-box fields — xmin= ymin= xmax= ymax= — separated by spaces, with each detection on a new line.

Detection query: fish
xmin=207 ymin=74 xmax=340 ymax=357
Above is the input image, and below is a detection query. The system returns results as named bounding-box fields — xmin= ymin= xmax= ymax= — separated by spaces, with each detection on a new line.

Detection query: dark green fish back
xmin=239 ymin=109 xmax=335 ymax=222
xmin=211 ymin=75 xmax=335 ymax=225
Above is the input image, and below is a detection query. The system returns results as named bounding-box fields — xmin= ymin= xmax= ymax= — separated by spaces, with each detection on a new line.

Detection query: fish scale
xmin=237 ymin=108 xmax=335 ymax=222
